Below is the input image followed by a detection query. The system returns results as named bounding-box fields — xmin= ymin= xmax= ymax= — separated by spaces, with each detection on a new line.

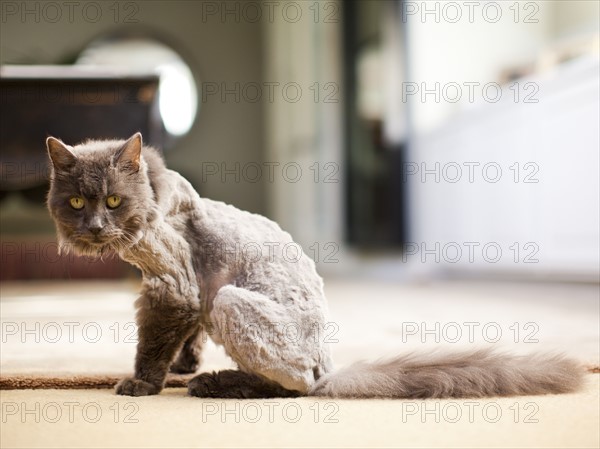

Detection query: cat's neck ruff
xmin=121 ymin=221 xmax=199 ymax=301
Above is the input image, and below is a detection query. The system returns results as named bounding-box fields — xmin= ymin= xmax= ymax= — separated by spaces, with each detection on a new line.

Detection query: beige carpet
xmin=1 ymin=279 xmax=599 ymax=448
xmin=2 ymin=381 xmax=598 ymax=449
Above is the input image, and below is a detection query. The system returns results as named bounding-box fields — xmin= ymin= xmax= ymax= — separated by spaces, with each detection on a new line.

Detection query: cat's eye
xmin=69 ymin=196 xmax=85 ymax=210
xmin=106 ymin=195 xmax=122 ymax=209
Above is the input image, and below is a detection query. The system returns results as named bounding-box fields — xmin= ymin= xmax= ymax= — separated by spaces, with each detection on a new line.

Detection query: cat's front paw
xmin=115 ymin=377 xmax=160 ymax=396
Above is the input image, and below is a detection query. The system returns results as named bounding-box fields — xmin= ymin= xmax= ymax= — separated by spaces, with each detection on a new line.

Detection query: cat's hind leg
xmin=188 ymin=369 xmax=300 ymax=398
xmin=170 ymin=324 xmax=206 ymax=374
xmin=194 ymin=285 xmax=330 ymax=396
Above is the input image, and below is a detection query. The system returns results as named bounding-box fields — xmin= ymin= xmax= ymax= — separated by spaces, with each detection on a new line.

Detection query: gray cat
xmin=46 ymin=133 xmax=583 ymax=398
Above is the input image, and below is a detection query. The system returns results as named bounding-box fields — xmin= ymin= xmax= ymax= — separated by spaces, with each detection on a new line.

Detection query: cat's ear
xmin=46 ymin=137 xmax=76 ymax=171
xmin=116 ymin=132 xmax=142 ymax=172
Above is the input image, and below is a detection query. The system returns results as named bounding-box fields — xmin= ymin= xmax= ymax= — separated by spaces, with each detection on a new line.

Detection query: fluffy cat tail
xmin=309 ymin=349 xmax=584 ymax=398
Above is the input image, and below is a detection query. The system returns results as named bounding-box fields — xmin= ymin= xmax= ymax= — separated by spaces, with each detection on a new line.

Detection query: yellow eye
xmin=69 ymin=197 xmax=84 ymax=210
xmin=106 ymin=195 xmax=122 ymax=209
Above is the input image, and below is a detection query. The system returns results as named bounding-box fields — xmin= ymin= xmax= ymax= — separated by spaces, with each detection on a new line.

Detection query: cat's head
xmin=46 ymin=133 xmax=156 ymax=256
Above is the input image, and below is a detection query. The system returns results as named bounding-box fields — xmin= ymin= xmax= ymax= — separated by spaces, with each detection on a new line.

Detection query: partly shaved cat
xmin=46 ymin=133 xmax=583 ymax=398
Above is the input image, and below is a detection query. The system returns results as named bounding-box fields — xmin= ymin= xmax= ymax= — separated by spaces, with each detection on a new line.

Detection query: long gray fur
xmin=46 ymin=133 xmax=584 ymax=399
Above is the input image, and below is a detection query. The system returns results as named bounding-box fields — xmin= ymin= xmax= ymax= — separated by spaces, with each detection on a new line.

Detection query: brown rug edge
xmin=1 ymin=367 xmax=598 ymax=390
xmin=0 ymin=373 xmax=195 ymax=390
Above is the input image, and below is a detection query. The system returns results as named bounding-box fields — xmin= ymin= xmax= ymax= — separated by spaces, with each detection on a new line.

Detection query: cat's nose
xmin=88 ymin=225 xmax=104 ymax=235
xmin=88 ymin=216 xmax=104 ymax=235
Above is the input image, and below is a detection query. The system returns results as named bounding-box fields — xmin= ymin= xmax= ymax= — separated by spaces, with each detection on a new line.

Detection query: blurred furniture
xmin=410 ymin=56 xmax=600 ymax=280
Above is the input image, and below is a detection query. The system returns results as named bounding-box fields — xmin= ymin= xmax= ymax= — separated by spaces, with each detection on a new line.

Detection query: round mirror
xmin=77 ymin=35 xmax=198 ymax=143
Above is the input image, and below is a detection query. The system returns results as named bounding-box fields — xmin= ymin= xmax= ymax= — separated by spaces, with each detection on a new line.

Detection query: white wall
xmin=405 ymin=1 xmax=554 ymax=133
xmin=554 ymin=0 xmax=600 ymax=37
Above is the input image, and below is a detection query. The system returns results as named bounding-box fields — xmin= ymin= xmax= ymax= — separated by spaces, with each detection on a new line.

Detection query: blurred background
xmin=0 ymin=0 xmax=598 ymax=283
